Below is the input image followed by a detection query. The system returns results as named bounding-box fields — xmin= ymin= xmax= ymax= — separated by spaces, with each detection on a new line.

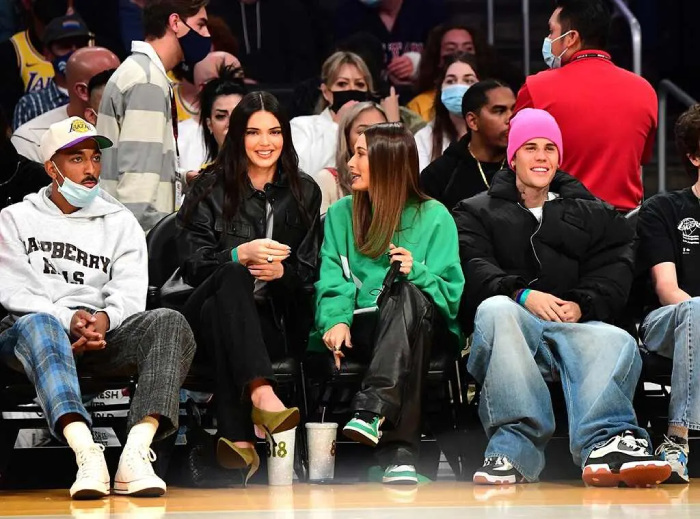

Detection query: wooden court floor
xmin=1 ymin=481 xmax=698 ymax=518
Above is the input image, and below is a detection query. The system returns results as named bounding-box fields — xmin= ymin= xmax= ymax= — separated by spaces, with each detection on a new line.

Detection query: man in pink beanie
xmin=452 ymin=108 xmax=671 ymax=488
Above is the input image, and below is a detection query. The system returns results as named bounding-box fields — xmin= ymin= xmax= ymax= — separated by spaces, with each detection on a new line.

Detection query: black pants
xmin=183 ymin=262 xmax=286 ymax=442
xmin=335 ymin=280 xmax=437 ymax=466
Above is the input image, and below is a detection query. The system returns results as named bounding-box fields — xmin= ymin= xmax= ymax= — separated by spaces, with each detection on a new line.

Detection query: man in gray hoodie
xmin=0 ymin=116 xmax=196 ymax=500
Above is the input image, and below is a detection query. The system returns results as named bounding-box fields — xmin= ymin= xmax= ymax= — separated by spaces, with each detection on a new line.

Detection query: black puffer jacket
xmin=453 ymin=169 xmax=635 ymax=333
xmin=420 ymin=134 xmax=503 ymax=212
xmin=176 ymin=169 xmax=322 ymax=293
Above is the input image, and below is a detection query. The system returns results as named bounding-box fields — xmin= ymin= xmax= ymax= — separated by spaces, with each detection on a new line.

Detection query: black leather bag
xmin=159 ymin=268 xmax=195 ymax=310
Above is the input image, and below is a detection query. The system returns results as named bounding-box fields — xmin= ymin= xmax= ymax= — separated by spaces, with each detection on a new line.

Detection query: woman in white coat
xmin=291 ymin=51 xmax=397 ymax=175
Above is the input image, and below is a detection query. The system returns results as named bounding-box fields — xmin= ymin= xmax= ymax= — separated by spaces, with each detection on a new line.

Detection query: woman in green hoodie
xmin=309 ymin=122 xmax=465 ymax=485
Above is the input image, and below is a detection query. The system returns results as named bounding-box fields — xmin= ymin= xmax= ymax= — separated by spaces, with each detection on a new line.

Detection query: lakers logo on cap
xmin=69 ymin=119 xmax=90 ymax=133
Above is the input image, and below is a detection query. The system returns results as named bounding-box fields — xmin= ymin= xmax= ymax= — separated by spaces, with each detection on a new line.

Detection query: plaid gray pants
xmin=0 ymin=308 xmax=195 ymax=441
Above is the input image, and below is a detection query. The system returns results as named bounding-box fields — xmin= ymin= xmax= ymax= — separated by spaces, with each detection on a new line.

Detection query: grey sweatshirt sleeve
xmin=100 ymin=214 xmax=149 ymax=330
xmin=0 ymin=210 xmax=75 ymax=331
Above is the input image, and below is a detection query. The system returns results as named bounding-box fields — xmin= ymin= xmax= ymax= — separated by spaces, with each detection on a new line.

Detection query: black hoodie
xmin=0 ymin=140 xmax=49 ymax=210
xmin=453 ymin=169 xmax=635 ymax=333
xmin=420 ymin=134 xmax=503 ymax=212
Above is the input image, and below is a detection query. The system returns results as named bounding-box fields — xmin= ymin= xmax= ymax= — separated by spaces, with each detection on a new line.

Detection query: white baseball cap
xmin=40 ymin=116 xmax=113 ymax=163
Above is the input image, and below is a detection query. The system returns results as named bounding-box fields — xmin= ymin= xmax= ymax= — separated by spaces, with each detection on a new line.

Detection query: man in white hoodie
xmin=0 ymin=117 xmax=196 ymax=500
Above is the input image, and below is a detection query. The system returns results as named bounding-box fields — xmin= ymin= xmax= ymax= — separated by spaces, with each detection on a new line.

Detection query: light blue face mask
xmin=542 ymin=30 xmax=572 ymax=69
xmin=440 ymin=84 xmax=470 ymax=116
xmin=52 ymin=161 xmax=100 ymax=208
xmin=358 ymin=0 xmax=382 ymax=6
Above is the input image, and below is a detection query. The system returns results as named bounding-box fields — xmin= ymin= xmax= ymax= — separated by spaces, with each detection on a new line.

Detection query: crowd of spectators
xmin=2 ymin=0 xmax=697 ymax=500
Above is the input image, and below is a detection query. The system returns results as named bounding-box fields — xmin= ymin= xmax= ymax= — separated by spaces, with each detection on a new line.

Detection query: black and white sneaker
xmin=473 ymin=456 xmax=526 ymax=485
xmin=583 ymin=431 xmax=671 ymax=487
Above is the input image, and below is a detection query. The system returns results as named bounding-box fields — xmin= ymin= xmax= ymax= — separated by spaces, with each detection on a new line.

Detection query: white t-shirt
xmin=177 ymin=118 xmax=208 ymax=173
xmin=414 ymin=121 xmax=450 ymax=173
xmin=528 ymin=192 xmax=559 ymax=222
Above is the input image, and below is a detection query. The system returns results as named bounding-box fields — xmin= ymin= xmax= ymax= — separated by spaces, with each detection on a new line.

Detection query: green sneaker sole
xmin=382 ymin=472 xmax=418 ymax=485
xmin=342 ymin=422 xmax=380 ymax=446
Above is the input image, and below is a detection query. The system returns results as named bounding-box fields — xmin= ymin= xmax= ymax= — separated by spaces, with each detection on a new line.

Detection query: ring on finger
xmin=267 ymin=255 xmax=273 ymax=263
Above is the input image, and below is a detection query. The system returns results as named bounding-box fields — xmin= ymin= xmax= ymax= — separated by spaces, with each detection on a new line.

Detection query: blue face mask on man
xmin=52 ymin=161 xmax=100 ymax=208
xmin=542 ymin=30 xmax=572 ymax=69
xmin=52 ymin=51 xmax=73 ymax=77
xmin=441 ymin=84 xmax=470 ymax=116
xmin=358 ymin=0 xmax=382 ymax=6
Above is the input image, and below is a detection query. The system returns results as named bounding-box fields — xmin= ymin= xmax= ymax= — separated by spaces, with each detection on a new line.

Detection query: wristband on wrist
xmin=513 ymin=289 xmax=524 ymax=303
xmin=517 ymin=288 xmax=532 ymax=306
xmin=231 ymin=247 xmax=239 ymax=263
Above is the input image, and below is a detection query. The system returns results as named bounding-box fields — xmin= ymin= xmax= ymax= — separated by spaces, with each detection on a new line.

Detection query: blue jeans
xmin=640 ymin=298 xmax=700 ymax=430
xmin=467 ymin=296 xmax=647 ymax=481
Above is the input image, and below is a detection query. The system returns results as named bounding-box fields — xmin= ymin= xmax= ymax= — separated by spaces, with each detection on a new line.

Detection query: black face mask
xmin=330 ymin=89 xmax=370 ymax=113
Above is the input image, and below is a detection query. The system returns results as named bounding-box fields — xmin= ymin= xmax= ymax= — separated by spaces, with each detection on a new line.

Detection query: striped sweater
xmin=97 ymin=41 xmax=176 ymax=232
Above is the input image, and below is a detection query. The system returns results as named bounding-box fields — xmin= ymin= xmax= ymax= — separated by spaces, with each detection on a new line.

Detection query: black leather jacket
xmin=175 ymin=169 xmax=322 ymax=295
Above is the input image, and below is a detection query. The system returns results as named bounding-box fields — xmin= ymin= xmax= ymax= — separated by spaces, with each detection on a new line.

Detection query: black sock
xmin=356 ymin=410 xmax=378 ymax=423
xmin=669 ymin=435 xmax=689 ymax=446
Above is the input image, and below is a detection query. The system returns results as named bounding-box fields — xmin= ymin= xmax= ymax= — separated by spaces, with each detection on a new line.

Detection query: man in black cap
xmin=12 ymin=12 xmax=92 ymax=129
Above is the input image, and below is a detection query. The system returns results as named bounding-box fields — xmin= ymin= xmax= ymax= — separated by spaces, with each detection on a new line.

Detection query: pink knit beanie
xmin=507 ymin=108 xmax=563 ymax=166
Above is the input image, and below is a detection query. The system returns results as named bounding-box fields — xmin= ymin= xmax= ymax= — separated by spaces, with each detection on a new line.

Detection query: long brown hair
xmin=352 ymin=123 xmax=430 ymax=258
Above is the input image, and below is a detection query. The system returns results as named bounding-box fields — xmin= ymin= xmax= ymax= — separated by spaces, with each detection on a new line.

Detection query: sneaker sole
xmin=583 ymin=461 xmax=671 ymax=487
xmin=342 ymin=425 xmax=379 ymax=447
xmin=665 ymin=470 xmax=690 ymax=484
xmin=473 ymin=471 xmax=521 ymax=485
xmin=382 ymin=475 xmax=418 ymax=485
xmin=70 ymin=485 xmax=110 ymax=500
xmin=113 ymin=481 xmax=166 ymax=497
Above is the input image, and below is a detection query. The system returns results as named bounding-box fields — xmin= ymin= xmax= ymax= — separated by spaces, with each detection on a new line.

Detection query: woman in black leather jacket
xmin=176 ymin=91 xmax=322 ymax=483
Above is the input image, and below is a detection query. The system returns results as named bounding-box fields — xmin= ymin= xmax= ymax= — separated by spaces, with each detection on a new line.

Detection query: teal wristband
xmin=231 ymin=247 xmax=239 ymax=263
xmin=518 ymin=288 xmax=532 ymax=305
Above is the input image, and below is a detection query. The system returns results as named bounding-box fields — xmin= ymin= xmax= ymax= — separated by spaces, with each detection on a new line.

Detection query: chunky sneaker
xmin=382 ymin=464 xmax=418 ymax=485
xmin=473 ymin=456 xmax=526 ymax=485
xmin=655 ymin=435 xmax=690 ymax=484
xmin=70 ymin=443 xmax=110 ymax=500
xmin=583 ymin=431 xmax=671 ymax=487
xmin=113 ymin=445 xmax=167 ymax=497
xmin=343 ymin=414 xmax=384 ymax=446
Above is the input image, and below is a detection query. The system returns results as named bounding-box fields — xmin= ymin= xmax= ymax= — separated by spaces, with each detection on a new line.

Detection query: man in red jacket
xmin=515 ymin=0 xmax=657 ymax=212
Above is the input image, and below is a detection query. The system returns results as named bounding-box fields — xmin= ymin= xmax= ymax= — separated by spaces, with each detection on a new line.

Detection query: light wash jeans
xmin=640 ymin=297 xmax=700 ymax=431
xmin=467 ymin=296 xmax=647 ymax=481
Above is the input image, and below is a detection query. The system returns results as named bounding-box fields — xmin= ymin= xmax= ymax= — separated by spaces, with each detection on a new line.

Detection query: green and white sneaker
xmin=342 ymin=414 xmax=384 ymax=446
xmin=382 ymin=464 xmax=418 ymax=485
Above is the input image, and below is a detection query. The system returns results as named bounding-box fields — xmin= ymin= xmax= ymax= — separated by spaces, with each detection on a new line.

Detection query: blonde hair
xmin=335 ymin=102 xmax=387 ymax=196
xmin=315 ymin=51 xmax=375 ymax=114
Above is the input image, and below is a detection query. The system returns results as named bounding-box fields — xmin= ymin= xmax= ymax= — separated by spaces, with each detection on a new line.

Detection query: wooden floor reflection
xmin=0 ymin=481 xmax=696 ymax=518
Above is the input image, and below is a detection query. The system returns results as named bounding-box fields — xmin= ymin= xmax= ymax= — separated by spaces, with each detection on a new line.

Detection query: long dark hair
xmin=185 ymin=91 xmax=308 ymax=226
xmin=416 ymin=21 xmax=492 ymax=93
xmin=353 ymin=123 xmax=430 ymax=258
xmin=198 ymin=64 xmax=246 ymax=162
xmin=432 ymin=52 xmax=479 ymax=163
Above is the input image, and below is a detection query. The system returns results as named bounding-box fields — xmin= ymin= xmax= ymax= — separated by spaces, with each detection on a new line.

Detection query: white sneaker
xmin=113 ymin=445 xmax=166 ymax=497
xmin=70 ymin=443 xmax=110 ymax=500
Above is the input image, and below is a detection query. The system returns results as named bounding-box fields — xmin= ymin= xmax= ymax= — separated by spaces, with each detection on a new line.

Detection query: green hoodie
xmin=308 ymin=196 xmax=465 ymax=353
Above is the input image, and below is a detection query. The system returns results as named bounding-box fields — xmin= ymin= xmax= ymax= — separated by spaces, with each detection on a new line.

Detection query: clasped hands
xmin=523 ymin=290 xmax=582 ymax=323
xmin=70 ymin=310 xmax=109 ymax=353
